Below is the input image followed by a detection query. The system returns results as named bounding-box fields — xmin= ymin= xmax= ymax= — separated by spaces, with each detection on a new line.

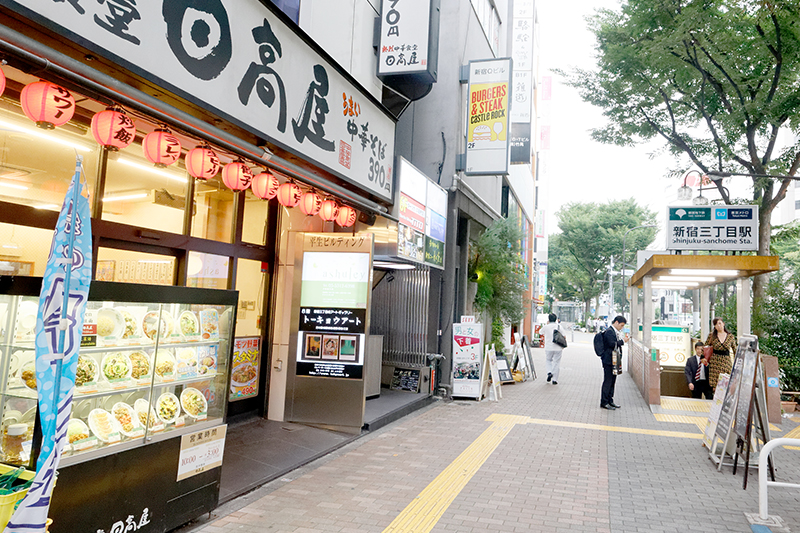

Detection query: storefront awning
xmin=628 ymin=254 xmax=779 ymax=289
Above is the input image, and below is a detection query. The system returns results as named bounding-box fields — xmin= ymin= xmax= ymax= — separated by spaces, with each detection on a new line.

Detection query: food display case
xmin=0 ymin=277 xmax=237 ymax=532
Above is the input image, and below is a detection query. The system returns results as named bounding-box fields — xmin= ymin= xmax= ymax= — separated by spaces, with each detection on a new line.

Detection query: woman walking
xmin=705 ymin=317 xmax=736 ymax=391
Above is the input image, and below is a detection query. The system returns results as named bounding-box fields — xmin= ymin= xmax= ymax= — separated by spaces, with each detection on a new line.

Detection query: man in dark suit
xmin=600 ymin=315 xmax=626 ymax=410
xmin=685 ymin=341 xmax=712 ymax=399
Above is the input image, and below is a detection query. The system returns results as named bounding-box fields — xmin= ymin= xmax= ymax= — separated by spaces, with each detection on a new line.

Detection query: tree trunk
xmin=584 ymin=299 xmax=591 ymax=327
xmin=753 ymin=204 xmax=772 ymax=337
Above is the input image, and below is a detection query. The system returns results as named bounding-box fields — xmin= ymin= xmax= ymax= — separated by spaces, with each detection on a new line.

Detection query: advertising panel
xmin=8 ymin=0 xmax=396 ymax=201
xmin=452 ymin=322 xmax=483 ymax=399
xmin=466 ymin=58 xmax=512 ymax=175
xmin=639 ymin=325 xmax=691 ymax=367
xmin=296 ymin=234 xmax=372 ymax=379
xmin=666 ymin=206 xmax=758 ymax=251
xmin=395 ymin=158 xmax=447 ymax=269
xmin=177 ymin=425 xmax=227 ymax=481
xmin=230 ymin=337 xmax=260 ymax=401
xmin=510 ymin=122 xmax=532 ymax=164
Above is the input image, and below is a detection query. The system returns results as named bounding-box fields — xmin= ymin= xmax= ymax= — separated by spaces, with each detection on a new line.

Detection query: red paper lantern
xmin=222 ymin=160 xmax=253 ymax=191
xmin=277 ymin=182 xmax=302 ymax=207
xmin=143 ymin=127 xmax=181 ymax=167
xmin=336 ymin=206 xmax=357 ymax=227
xmin=20 ymin=81 xmax=75 ymax=129
xmin=0 ymin=68 xmax=6 ymax=98
xmin=251 ymin=171 xmax=280 ymax=200
xmin=319 ymin=199 xmax=339 ymax=222
xmin=91 ymin=107 xmax=136 ymax=151
xmin=185 ymin=144 xmax=221 ymax=180
xmin=299 ymin=190 xmax=321 ymax=216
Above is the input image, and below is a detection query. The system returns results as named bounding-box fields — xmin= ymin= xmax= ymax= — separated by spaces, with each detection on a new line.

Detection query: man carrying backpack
xmin=595 ymin=315 xmax=626 ymax=410
xmin=542 ymin=313 xmax=566 ymax=385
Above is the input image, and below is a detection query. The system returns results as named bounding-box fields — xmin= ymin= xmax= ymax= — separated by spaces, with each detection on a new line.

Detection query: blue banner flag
xmin=7 ymin=156 xmax=92 ymax=532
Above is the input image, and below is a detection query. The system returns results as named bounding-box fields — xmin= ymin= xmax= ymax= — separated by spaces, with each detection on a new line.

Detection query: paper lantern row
xmin=10 ymin=75 xmax=357 ymax=226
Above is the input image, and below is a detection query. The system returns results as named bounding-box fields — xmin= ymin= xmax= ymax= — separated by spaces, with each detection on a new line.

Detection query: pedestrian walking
xmin=542 ymin=313 xmax=565 ymax=385
xmin=599 ymin=315 xmax=626 ymax=410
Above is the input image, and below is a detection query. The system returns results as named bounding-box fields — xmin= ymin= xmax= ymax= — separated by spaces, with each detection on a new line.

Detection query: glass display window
xmin=0 ymin=104 xmax=98 ymax=212
xmin=191 ymin=176 xmax=236 ymax=243
xmin=96 ymin=248 xmax=175 ymax=285
xmin=241 ymin=188 xmax=270 ymax=246
xmin=0 ymin=223 xmax=54 ymax=277
xmin=0 ymin=280 xmax=236 ymax=467
xmin=234 ymin=258 xmax=265 ymax=337
xmin=186 ymin=251 xmax=229 ymax=290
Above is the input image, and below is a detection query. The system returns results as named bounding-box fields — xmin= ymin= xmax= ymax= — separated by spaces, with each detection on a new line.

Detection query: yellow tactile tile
xmin=383 ymin=414 xmax=701 ymax=533
xmin=660 ymin=398 xmax=711 ymax=413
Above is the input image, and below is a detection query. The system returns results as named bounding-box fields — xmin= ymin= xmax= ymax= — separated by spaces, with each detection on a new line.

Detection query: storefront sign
xmin=296 ymin=234 xmax=372 ymax=379
xmin=394 ymin=158 xmax=447 ymax=268
xmin=466 ymin=58 xmax=512 ymax=175
xmin=230 ymin=337 xmax=260 ymax=401
xmin=667 ymin=206 xmax=758 ymax=251
xmin=452 ymin=322 xmax=483 ymax=399
xmin=377 ymin=0 xmax=435 ymax=81
xmin=9 ymin=0 xmax=396 ymax=202
xmin=510 ymin=122 xmax=531 ymax=164
xmin=177 ymin=425 xmax=227 ymax=481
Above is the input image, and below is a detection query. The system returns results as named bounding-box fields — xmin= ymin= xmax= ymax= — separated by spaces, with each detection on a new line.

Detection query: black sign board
xmin=734 ymin=338 xmax=759 ymax=441
xmin=716 ymin=341 xmax=746 ymax=441
xmin=299 ymin=308 xmax=366 ymax=334
xmin=496 ymin=355 xmax=514 ymax=383
xmin=510 ymin=122 xmax=532 ymax=164
xmin=390 ymin=368 xmax=421 ymax=392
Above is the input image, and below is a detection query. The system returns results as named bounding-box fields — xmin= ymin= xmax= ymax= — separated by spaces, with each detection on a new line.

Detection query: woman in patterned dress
xmin=705 ymin=317 xmax=736 ymax=390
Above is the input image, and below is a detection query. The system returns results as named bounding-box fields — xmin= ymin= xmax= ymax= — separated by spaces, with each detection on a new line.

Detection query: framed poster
xmin=96 ymin=260 xmax=115 ymax=282
xmin=229 ymin=337 xmax=260 ymax=402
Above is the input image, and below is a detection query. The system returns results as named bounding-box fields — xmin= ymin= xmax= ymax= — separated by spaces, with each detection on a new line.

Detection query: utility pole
xmin=609 ymin=256 xmax=614 ymax=318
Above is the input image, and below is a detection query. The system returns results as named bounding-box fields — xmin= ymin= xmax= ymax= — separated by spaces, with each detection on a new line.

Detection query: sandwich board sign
xmin=452 ymin=322 xmax=483 ymax=399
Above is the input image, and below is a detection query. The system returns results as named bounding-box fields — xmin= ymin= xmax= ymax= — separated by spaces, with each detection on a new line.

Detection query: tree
xmin=551 ymin=199 xmax=657 ymax=320
xmin=469 ymin=216 xmax=529 ymax=350
xmin=559 ymin=0 xmax=800 ymax=307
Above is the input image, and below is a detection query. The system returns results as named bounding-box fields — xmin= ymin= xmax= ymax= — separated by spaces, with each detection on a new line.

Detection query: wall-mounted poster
xmin=230 ymin=337 xmax=260 ymax=402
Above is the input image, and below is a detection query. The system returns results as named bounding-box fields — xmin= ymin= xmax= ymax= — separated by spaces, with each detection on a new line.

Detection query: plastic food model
xmin=180 ymin=388 xmax=206 ymax=417
xmin=128 ymin=351 xmax=150 ymax=379
xmin=120 ymin=310 xmax=138 ymax=338
xmin=157 ymin=394 xmax=179 ymax=423
xmin=20 ymin=363 xmax=36 ymax=389
xmin=75 ymin=355 xmax=98 ymax=386
xmin=102 ymin=353 xmax=130 ymax=380
xmin=67 ymin=420 xmax=90 ymax=444
xmin=179 ymin=311 xmax=199 ymax=336
xmin=96 ymin=315 xmax=115 ymax=337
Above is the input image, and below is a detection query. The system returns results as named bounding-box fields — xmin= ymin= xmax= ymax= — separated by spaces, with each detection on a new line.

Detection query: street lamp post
xmin=621 ymin=224 xmax=658 ymax=318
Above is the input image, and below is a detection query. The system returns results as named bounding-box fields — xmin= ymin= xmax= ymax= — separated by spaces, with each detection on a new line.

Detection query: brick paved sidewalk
xmin=191 ymin=332 xmax=800 ymax=533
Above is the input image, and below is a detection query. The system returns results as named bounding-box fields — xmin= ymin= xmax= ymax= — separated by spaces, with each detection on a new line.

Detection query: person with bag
xmin=705 ymin=317 xmax=736 ymax=391
xmin=542 ymin=313 xmax=566 ymax=385
xmin=685 ymin=341 xmax=712 ymax=399
xmin=598 ymin=315 xmax=626 ymax=410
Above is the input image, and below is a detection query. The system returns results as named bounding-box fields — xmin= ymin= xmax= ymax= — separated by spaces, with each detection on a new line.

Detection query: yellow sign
xmin=468 ymin=82 xmax=509 ymax=142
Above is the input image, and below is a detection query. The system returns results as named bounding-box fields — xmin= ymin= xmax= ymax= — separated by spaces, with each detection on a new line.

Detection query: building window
xmin=470 ymin=0 xmax=501 ymax=54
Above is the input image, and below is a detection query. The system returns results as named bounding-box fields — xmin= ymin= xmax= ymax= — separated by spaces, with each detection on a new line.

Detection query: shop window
xmin=241 ymin=189 xmax=270 ymax=246
xmin=234 ymin=258 xmax=266 ymax=337
xmin=95 ymin=247 xmax=175 ymax=285
xmin=186 ymin=251 xmax=229 ymax=290
xmin=191 ymin=176 xmax=235 ymax=243
xmin=0 ymin=106 xmax=98 ymax=212
xmin=0 ymin=223 xmax=53 ymax=276
xmin=102 ymin=151 xmax=187 ymax=235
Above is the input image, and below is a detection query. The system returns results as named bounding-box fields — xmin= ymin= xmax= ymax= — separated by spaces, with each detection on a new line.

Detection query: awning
xmin=628 ymin=254 xmax=779 ymax=289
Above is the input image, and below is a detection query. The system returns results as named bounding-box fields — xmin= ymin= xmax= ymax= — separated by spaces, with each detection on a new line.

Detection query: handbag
xmin=702 ymin=345 xmax=714 ymax=362
xmin=553 ymin=328 xmax=568 ymax=348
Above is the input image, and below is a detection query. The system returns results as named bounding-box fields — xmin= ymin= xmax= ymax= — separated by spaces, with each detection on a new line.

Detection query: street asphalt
xmin=187 ymin=330 xmax=800 ymax=533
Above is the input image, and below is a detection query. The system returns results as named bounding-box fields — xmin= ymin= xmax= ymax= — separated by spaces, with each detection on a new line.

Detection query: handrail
xmin=758 ymin=438 xmax=800 ymax=520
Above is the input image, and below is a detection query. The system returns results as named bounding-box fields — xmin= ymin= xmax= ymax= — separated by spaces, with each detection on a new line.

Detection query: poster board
xmin=496 ymin=355 xmax=514 ymax=383
xmin=734 ymin=337 xmax=759 ymax=442
xmin=703 ymin=373 xmax=729 ymax=449
xmin=452 ymin=322 xmax=483 ymax=399
xmin=229 ymin=337 xmax=260 ymax=401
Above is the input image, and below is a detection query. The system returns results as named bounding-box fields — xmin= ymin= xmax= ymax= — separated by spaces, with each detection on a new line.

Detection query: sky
xmin=536 ymin=0 xmax=682 ymax=241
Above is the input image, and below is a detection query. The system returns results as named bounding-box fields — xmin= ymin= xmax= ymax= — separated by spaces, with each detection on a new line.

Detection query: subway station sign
xmin=666 ymin=206 xmax=758 ymax=251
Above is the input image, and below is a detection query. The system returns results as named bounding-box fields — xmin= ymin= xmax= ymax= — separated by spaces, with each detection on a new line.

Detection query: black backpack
xmin=593 ymin=332 xmax=605 ymax=356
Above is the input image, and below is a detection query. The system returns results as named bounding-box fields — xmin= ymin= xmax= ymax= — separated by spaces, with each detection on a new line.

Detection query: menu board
xmin=230 ymin=337 xmax=260 ymax=401
xmin=390 ymin=368 xmax=421 ymax=392
xmin=452 ymin=322 xmax=483 ymax=399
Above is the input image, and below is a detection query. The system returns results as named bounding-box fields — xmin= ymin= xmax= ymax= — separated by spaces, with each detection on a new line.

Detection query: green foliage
xmin=754 ymin=222 xmax=800 ymax=391
xmin=558 ymin=0 xmax=800 ymax=261
xmin=491 ymin=317 xmax=505 ymax=353
xmin=469 ymin=217 xmax=528 ymax=327
xmin=548 ymin=199 xmax=657 ymax=314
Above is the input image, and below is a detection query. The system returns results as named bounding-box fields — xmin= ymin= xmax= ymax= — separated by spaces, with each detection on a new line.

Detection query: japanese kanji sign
xmin=666 ymin=206 xmax=758 ymax=251
xmin=10 ymin=0 xmax=395 ymax=201
xmin=377 ymin=0 xmax=434 ymax=80
xmin=452 ymin=322 xmax=483 ymax=399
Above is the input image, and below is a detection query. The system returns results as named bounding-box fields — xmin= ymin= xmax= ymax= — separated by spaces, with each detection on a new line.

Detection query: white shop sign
xmin=377 ymin=0 xmax=431 ymax=77
xmin=452 ymin=322 xmax=483 ymax=399
xmin=177 ymin=425 xmax=227 ymax=481
xmin=9 ymin=0 xmax=395 ymax=202
xmin=666 ymin=206 xmax=758 ymax=251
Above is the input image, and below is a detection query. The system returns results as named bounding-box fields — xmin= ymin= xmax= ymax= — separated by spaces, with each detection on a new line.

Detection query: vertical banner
xmin=377 ymin=0 xmax=432 ymax=78
xmin=229 ymin=337 xmax=261 ymax=401
xmin=466 ymin=58 xmax=512 ymax=175
xmin=452 ymin=322 xmax=483 ymax=399
xmin=8 ymin=157 xmax=92 ymax=532
xmin=295 ymin=235 xmax=373 ymax=379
